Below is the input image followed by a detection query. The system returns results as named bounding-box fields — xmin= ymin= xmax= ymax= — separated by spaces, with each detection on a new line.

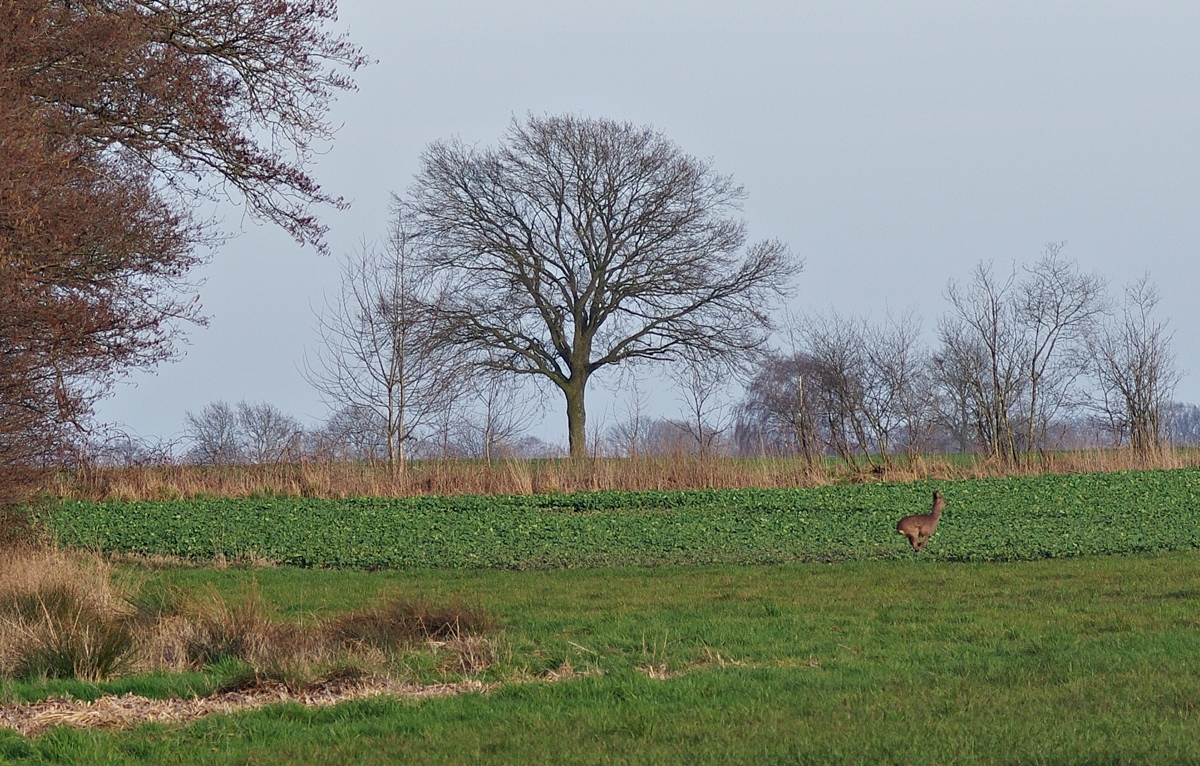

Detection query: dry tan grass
xmin=142 ymin=582 xmax=323 ymax=673
xmin=0 ymin=548 xmax=134 ymax=623
xmin=0 ymin=548 xmax=142 ymax=681
xmin=145 ymin=585 xmax=500 ymax=681
xmin=0 ymin=548 xmax=501 ymax=687
xmin=0 ymin=677 xmax=492 ymax=737
xmin=48 ymin=448 xmax=1200 ymax=503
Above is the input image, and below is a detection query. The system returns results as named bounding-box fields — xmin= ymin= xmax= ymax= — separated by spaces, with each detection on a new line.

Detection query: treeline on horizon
xmin=68 ymin=243 xmax=1193 ymax=474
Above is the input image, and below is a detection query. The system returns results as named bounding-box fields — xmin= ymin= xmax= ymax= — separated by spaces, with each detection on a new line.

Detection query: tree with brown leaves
xmin=0 ymin=0 xmax=367 ymax=501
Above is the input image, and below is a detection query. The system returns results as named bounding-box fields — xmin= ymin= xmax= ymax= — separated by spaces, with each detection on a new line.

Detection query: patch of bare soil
xmin=0 ymin=677 xmax=491 ymax=737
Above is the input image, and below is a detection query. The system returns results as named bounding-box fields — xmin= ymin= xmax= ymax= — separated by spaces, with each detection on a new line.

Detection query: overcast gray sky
xmin=97 ymin=0 xmax=1200 ymax=446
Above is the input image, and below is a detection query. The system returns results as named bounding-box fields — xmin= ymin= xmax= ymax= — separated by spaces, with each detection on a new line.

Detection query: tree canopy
xmin=409 ymin=114 xmax=798 ymax=457
xmin=0 ymin=0 xmax=366 ymax=495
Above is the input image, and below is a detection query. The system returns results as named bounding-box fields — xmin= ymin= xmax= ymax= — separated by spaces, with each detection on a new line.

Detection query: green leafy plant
xmin=46 ymin=469 xmax=1200 ymax=568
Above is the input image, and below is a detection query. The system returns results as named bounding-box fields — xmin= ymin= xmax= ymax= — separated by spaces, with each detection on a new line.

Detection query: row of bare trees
xmin=739 ymin=316 xmax=943 ymax=466
xmin=173 ymin=398 xmax=553 ymax=467
xmin=105 ymin=242 xmax=1190 ymax=468
xmin=294 ymin=114 xmax=797 ymax=467
xmin=293 ymin=228 xmax=1183 ymax=468
xmin=739 ymin=245 xmax=1182 ymax=464
xmin=88 ymin=234 xmax=1189 ymax=470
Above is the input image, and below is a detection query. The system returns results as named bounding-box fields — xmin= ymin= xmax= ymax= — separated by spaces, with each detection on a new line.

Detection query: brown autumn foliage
xmin=0 ymin=69 xmax=198 ymax=495
xmin=0 ymin=0 xmax=367 ymax=505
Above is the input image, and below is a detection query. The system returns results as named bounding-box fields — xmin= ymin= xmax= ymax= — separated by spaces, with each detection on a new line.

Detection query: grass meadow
xmin=4 ymin=553 xmax=1200 ymax=763
xmin=4 ymin=467 xmax=1200 ymax=763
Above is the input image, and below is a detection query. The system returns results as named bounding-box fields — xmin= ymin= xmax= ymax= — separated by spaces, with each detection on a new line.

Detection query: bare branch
xmin=304 ymin=216 xmax=467 ymax=470
xmin=409 ymin=114 xmax=800 ymax=457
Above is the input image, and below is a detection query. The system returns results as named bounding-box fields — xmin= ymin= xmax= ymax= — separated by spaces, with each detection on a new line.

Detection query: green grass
xmin=5 ymin=551 xmax=1200 ymax=763
xmin=13 ymin=470 xmax=1200 ymax=762
xmin=44 ymin=469 xmax=1200 ymax=567
xmin=0 ymin=673 xmax=220 ymax=707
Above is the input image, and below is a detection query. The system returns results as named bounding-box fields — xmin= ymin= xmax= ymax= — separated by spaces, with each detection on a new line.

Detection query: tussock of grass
xmin=0 ymin=549 xmax=141 ymax=681
xmin=0 ymin=548 xmax=500 ymax=687
xmin=146 ymin=582 xmax=314 ymax=671
xmin=329 ymin=593 xmax=499 ymax=650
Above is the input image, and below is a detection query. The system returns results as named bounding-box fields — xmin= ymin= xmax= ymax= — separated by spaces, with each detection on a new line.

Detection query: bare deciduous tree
xmin=309 ymin=405 xmax=387 ymax=463
xmin=607 ymin=381 xmax=655 ymax=458
xmin=409 ymin=114 xmax=798 ymax=458
xmin=1166 ymin=402 xmax=1200 ymax=447
xmin=184 ymin=401 xmax=243 ymax=465
xmin=458 ymin=364 xmax=541 ymax=463
xmin=931 ymin=320 xmax=992 ymax=453
xmin=1016 ymin=243 xmax=1107 ymax=457
xmin=184 ymin=400 xmax=302 ymax=465
xmin=939 ymin=247 xmax=1106 ymax=462
xmin=735 ymin=352 xmax=823 ymax=462
xmin=800 ymin=311 xmax=872 ymax=467
xmin=305 ymin=210 xmax=466 ymax=470
xmin=671 ymin=359 xmax=736 ymax=457
xmin=940 ymin=261 xmax=1026 ymax=461
xmin=1087 ymin=276 xmax=1181 ymax=454
xmin=236 ymin=401 xmax=303 ymax=464
xmin=794 ymin=310 xmax=931 ymax=468
xmin=860 ymin=310 xmax=935 ymax=462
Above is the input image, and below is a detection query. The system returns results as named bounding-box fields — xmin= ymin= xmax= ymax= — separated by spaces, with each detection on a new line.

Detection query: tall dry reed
xmin=49 ymin=448 xmax=1200 ymax=503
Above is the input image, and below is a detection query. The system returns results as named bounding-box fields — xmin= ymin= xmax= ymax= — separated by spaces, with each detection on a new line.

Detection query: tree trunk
xmin=564 ymin=376 xmax=589 ymax=459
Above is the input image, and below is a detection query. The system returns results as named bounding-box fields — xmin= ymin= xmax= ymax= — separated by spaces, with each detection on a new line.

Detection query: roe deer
xmin=896 ymin=490 xmax=945 ymax=551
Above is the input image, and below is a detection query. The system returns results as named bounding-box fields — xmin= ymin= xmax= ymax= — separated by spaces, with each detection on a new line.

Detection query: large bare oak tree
xmin=409 ymin=114 xmax=797 ymax=458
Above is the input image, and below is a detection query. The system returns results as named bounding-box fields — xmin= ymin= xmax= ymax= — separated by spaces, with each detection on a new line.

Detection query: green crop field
xmin=44 ymin=469 xmax=1200 ymax=568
